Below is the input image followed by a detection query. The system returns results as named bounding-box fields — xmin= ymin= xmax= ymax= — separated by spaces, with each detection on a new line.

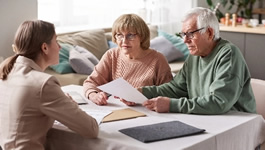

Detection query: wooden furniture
xmin=220 ymin=25 xmax=265 ymax=80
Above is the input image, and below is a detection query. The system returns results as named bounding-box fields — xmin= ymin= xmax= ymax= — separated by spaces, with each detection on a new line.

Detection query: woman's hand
xmin=142 ymin=96 xmax=170 ymax=113
xmin=114 ymin=96 xmax=136 ymax=106
xmin=89 ymin=92 xmax=109 ymax=105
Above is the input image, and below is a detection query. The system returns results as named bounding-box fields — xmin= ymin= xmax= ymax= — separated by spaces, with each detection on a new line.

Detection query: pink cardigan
xmin=83 ymin=48 xmax=173 ymax=98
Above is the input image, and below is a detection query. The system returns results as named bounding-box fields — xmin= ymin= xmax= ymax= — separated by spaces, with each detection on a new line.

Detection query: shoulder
xmin=101 ymin=47 xmax=120 ymax=60
xmin=217 ymin=39 xmax=242 ymax=57
xmin=30 ymin=70 xmax=60 ymax=87
xmin=148 ymin=49 xmax=168 ymax=61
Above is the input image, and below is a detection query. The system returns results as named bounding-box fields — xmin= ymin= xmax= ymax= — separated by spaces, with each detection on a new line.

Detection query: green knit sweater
xmin=142 ymin=39 xmax=256 ymax=114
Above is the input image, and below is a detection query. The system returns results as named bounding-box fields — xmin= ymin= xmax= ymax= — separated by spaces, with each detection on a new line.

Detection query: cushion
xmin=74 ymin=45 xmax=99 ymax=65
xmin=158 ymin=30 xmax=189 ymax=60
xmin=57 ymin=29 xmax=109 ymax=59
xmin=69 ymin=49 xmax=95 ymax=75
xmin=150 ymin=36 xmax=184 ymax=62
xmin=105 ymin=32 xmax=112 ymax=41
xmin=108 ymin=40 xmax=117 ymax=49
xmin=148 ymin=25 xmax=158 ymax=40
xmin=49 ymin=43 xmax=75 ymax=74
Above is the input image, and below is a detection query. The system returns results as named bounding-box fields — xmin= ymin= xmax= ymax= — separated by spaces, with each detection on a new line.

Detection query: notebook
xmin=119 ymin=120 xmax=205 ymax=143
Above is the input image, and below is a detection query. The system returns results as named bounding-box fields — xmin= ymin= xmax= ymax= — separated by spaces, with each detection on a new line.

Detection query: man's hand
xmin=142 ymin=96 xmax=170 ymax=113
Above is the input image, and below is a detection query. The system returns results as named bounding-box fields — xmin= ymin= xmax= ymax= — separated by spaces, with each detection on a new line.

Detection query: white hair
xmin=182 ymin=7 xmax=220 ymax=41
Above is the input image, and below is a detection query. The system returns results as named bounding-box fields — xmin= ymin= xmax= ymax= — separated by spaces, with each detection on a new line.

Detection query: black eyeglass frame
xmin=179 ymin=27 xmax=205 ymax=39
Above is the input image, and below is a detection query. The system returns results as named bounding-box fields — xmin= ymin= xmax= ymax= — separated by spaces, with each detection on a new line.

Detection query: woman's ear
xmin=41 ymin=43 xmax=48 ymax=55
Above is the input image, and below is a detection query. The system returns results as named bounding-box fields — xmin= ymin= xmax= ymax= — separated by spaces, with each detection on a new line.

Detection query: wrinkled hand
xmin=114 ymin=96 xmax=136 ymax=106
xmin=89 ymin=92 xmax=109 ymax=105
xmin=142 ymin=96 xmax=170 ymax=113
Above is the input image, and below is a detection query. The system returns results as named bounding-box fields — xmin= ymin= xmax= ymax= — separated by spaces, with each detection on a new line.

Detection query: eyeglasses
xmin=115 ymin=33 xmax=137 ymax=41
xmin=179 ymin=27 xmax=205 ymax=39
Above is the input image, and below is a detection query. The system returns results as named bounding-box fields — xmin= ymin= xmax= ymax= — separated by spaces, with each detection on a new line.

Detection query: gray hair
xmin=182 ymin=7 xmax=219 ymax=41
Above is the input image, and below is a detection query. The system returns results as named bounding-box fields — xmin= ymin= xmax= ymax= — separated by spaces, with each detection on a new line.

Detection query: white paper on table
xmin=82 ymin=108 xmax=112 ymax=125
xmin=62 ymin=85 xmax=88 ymax=105
xmin=97 ymin=78 xmax=148 ymax=104
xmin=55 ymin=109 xmax=112 ymax=126
xmin=66 ymin=91 xmax=87 ymax=105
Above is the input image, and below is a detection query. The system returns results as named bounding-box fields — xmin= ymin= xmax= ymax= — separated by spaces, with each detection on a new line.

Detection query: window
xmin=38 ymin=0 xmax=196 ymax=34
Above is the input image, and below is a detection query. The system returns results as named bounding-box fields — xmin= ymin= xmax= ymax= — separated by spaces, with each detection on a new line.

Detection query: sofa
xmin=44 ymin=25 xmax=188 ymax=86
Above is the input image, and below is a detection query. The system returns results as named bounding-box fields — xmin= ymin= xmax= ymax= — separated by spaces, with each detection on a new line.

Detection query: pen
xmin=106 ymin=93 xmax=112 ymax=98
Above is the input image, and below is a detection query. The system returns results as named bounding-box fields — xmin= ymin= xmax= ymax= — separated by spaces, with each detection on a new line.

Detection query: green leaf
xmin=206 ymin=0 xmax=213 ymax=6
xmin=220 ymin=0 xmax=228 ymax=7
xmin=230 ymin=0 xmax=235 ymax=5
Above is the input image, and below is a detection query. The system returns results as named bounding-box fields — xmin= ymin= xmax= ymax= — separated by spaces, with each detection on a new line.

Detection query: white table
xmin=45 ymin=85 xmax=265 ymax=150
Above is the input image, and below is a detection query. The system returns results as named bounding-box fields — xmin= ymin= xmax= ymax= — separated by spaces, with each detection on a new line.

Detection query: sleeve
xmin=142 ymin=64 xmax=188 ymax=99
xmin=40 ymin=76 xmax=99 ymax=138
xmin=83 ymin=50 xmax=113 ymax=98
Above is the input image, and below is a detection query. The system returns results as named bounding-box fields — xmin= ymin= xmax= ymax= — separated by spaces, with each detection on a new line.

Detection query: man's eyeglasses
xmin=179 ymin=27 xmax=205 ymax=39
xmin=115 ymin=33 xmax=137 ymax=41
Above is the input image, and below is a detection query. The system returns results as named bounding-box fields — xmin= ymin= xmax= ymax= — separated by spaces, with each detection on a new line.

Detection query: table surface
xmin=46 ymin=85 xmax=265 ymax=150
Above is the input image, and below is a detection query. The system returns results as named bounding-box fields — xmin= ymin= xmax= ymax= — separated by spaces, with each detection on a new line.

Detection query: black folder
xmin=119 ymin=121 xmax=205 ymax=143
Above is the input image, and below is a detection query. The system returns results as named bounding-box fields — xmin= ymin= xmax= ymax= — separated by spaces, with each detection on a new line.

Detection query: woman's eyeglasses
xmin=115 ymin=33 xmax=137 ymax=41
xmin=179 ymin=27 xmax=205 ymax=39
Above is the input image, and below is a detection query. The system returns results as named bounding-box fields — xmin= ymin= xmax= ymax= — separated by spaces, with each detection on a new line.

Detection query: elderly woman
xmin=83 ymin=14 xmax=173 ymax=105
xmin=0 ymin=20 xmax=99 ymax=150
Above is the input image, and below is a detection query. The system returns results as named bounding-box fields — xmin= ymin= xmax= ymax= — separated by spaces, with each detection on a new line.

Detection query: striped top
xmin=83 ymin=47 xmax=173 ymax=98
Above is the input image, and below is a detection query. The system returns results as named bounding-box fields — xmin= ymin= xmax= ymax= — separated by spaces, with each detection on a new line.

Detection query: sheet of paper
xmin=60 ymin=85 xmax=112 ymax=125
xmin=55 ymin=109 xmax=112 ymax=126
xmin=97 ymin=78 xmax=147 ymax=103
xmin=61 ymin=85 xmax=88 ymax=105
xmin=81 ymin=108 xmax=112 ymax=125
xmin=66 ymin=91 xmax=87 ymax=104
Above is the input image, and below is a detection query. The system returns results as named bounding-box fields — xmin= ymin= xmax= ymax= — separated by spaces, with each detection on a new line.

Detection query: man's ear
xmin=207 ymin=28 xmax=215 ymax=40
xmin=41 ymin=43 xmax=48 ymax=55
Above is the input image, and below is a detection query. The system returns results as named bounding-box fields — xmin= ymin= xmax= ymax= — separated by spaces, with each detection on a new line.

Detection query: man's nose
xmin=183 ymin=36 xmax=190 ymax=43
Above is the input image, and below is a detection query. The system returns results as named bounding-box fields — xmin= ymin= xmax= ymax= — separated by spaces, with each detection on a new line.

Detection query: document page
xmin=97 ymin=78 xmax=148 ymax=104
xmin=66 ymin=91 xmax=87 ymax=105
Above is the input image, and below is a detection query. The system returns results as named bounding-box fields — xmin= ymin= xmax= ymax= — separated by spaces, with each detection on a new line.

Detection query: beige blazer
xmin=0 ymin=56 xmax=98 ymax=150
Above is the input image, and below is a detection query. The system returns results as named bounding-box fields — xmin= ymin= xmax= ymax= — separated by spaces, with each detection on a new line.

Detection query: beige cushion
xmin=44 ymin=68 xmax=88 ymax=86
xmin=105 ymin=32 xmax=112 ymax=41
xmin=148 ymin=25 xmax=158 ymax=40
xmin=57 ymin=29 xmax=109 ymax=59
xmin=251 ymin=78 xmax=265 ymax=119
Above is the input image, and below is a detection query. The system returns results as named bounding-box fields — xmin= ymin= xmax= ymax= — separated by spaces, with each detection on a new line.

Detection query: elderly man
xmin=141 ymin=7 xmax=256 ymax=114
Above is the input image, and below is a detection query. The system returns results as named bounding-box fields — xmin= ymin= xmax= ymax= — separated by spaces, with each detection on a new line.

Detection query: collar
xmin=16 ymin=56 xmax=43 ymax=72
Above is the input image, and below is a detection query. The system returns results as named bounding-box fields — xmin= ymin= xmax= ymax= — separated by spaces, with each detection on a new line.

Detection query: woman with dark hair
xmin=83 ymin=14 xmax=173 ymax=106
xmin=0 ymin=20 xmax=99 ymax=150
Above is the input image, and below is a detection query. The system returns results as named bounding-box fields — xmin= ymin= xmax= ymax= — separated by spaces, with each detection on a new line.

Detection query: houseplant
xmin=206 ymin=0 xmax=257 ymax=20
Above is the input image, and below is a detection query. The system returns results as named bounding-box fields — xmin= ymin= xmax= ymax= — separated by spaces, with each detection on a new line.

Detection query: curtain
xmin=38 ymin=0 xmax=196 ymax=34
